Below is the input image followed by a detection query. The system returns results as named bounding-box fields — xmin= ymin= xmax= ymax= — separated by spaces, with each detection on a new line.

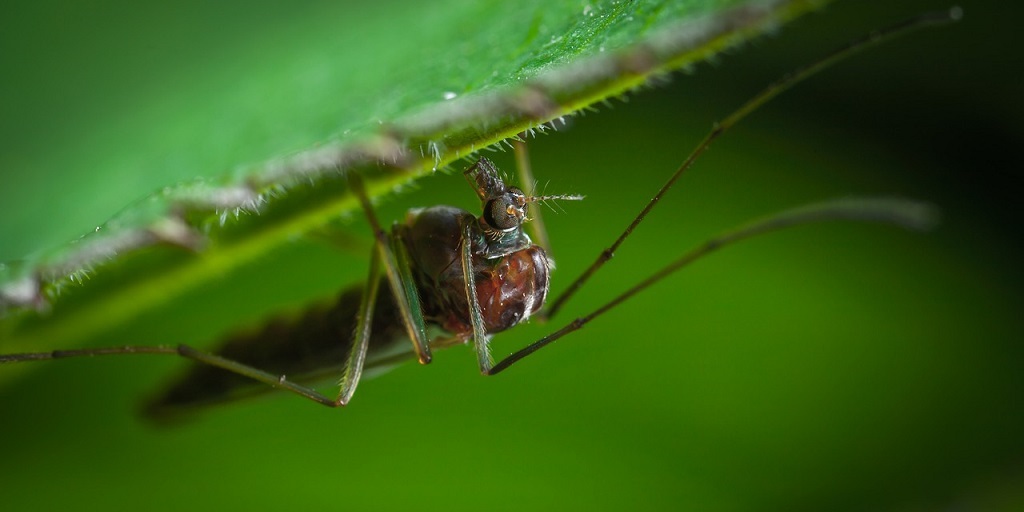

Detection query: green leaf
xmin=0 ymin=0 xmax=829 ymax=354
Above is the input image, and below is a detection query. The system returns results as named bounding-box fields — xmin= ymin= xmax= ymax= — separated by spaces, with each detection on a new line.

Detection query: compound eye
xmin=485 ymin=195 xmax=523 ymax=230
xmin=508 ymin=187 xmax=527 ymax=207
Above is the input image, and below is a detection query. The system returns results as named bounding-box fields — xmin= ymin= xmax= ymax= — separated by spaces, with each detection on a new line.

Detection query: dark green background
xmin=1 ymin=1 xmax=1021 ymax=510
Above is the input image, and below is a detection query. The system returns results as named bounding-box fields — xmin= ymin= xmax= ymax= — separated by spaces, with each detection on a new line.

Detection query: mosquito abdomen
xmin=141 ymin=284 xmax=408 ymax=423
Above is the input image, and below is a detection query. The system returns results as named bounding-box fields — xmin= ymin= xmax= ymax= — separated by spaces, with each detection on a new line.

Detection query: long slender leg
xmin=542 ymin=8 xmax=960 ymax=321
xmin=348 ymin=171 xmax=432 ymax=364
xmin=389 ymin=225 xmax=429 ymax=334
xmin=1 ymin=343 xmax=351 ymax=407
xmin=4 ymin=253 xmax=387 ymax=407
xmin=460 ymin=217 xmax=493 ymax=373
xmin=176 ymin=346 xmax=346 ymax=406
xmin=338 ymin=242 xmax=384 ymax=404
xmin=486 ymin=197 xmax=937 ymax=375
xmin=3 ymin=247 xmax=387 ymax=408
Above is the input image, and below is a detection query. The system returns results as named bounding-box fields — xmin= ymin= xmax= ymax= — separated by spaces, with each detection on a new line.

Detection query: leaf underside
xmin=0 ymin=0 xmax=830 ymax=353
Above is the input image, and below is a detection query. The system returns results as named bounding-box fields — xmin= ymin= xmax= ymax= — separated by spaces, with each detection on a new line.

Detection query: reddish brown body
xmin=398 ymin=206 xmax=549 ymax=338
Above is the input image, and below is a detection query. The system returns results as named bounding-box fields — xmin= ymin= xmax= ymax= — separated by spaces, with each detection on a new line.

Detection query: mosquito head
xmin=483 ymin=186 xmax=528 ymax=231
xmin=467 ymin=157 xmax=584 ymax=234
xmin=483 ymin=187 xmax=585 ymax=232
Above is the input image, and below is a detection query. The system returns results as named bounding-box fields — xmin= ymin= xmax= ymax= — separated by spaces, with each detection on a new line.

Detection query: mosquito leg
xmin=337 ymin=241 xmax=384 ymax=405
xmin=460 ymin=217 xmax=493 ymax=374
xmin=487 ymin=198 xmax=937 ymax=375
xmin=390 ymin=227 xmax=433 ymax=360
xmin=1 ymin=345 xmax=179 ymax=362
xmin=175 ymin=346 xmax=351 ymax=406
xmin=542 ymin=8 xmax=961 ymax=321
xmin=513 ymin=139 xmax=552 ymax=254
xmin=348 ymin=171 xmax=432 ymax=364
xmin=0 ymin=344 xmax=349 ymax=407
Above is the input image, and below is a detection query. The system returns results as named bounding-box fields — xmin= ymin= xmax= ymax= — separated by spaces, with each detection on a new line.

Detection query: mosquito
xmin=0 ymin=9 xmax=959 ymax=420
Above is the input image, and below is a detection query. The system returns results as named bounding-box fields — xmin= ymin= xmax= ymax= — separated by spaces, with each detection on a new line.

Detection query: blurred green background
xmin=1 ymin=1 xmax=1022 ymax=510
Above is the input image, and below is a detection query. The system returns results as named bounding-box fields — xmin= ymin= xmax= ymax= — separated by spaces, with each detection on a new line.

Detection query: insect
xmin=0 ymin=9 xmax=958 ymax=420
